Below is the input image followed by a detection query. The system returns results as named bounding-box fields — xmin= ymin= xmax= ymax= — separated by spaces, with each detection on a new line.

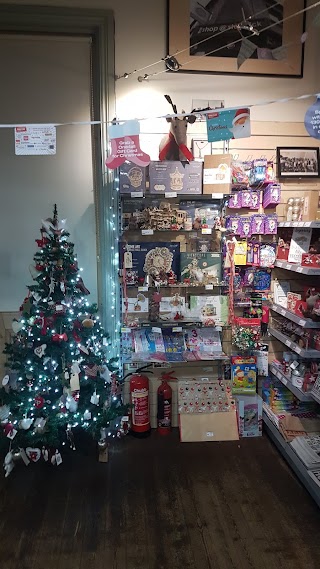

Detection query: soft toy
xmin=159 ymin=95 xmax=196 ymax=161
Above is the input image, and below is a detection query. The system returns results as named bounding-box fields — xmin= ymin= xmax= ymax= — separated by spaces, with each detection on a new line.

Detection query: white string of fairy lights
xmin=116 ymin=0 xmax=320 ymax=82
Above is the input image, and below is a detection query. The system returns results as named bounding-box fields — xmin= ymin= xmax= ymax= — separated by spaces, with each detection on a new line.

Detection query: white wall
xmin=1 ymin=0 xmax=319 ymax=126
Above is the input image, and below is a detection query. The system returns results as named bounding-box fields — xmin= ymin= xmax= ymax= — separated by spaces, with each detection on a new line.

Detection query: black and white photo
xmin=276 ymin=147 xmax=320 ymax=179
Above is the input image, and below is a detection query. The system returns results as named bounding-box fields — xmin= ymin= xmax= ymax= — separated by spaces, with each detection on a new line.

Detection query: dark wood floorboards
xmin=0 ymin=431 xmax=320 ymax=569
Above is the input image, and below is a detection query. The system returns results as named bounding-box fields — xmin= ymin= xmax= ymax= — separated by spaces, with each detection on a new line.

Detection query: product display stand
xmin=264 ymin=217 xmax=320 ymax=506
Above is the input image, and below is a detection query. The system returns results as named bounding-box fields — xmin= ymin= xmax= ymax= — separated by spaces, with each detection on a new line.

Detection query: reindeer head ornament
xmin=159 ymin=95 xmax=196 ymax=161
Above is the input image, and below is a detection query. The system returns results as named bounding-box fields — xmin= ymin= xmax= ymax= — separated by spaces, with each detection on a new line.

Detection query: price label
xmin=202 ymin=228 xmax=212 ymax=235
xmin=165 ymin=191 xmax=177 ymax=198
xmin=141 ymin=229 xmax=154 ymax=235
xmin=211 ymin=193 xmax=223 ymax=199
xmin=121 ymin=327 xmax=131 ymax=333
xmin=152 ymin=327 xmax=162 ymax=333
xmin=215 ymin=326 xmax=222 ymax=331
xmin=280 ymin=309 xmax=285 ymax=316
xmin=296 ymin=347 xmax=302 ymax=354
xmin=281 ymin=376 xmax=288 ymax=385
xmin=298 ymin=319 xmax=305 ymax=326
xmin=303 ymin=222 xmax=311 ymax=227
xmin=138 ymin=286 xmax=148 ymax=292
xmin=296 ymin=266 xmax=303 ymax=273
xmin=172 ymin=327 xmax=182 ymax=332
xmin=205 ymin=284 xmax=214 ymax=290
xmin=285 ymin=339 xmax=291 ymax=347
xmin=131 ymin=191 xmax=143 ymax=198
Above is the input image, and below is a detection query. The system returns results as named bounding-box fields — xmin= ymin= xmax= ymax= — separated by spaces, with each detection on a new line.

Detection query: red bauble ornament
xmin=52 ymin=333 xmax=68 ymax=342
xmin=3 ymin=423 xmax=14 ymax=437
xmin=35 ymin=264 xmax=45 ymax=271
xmin=34 ymin=395 xmax=45 ymax=409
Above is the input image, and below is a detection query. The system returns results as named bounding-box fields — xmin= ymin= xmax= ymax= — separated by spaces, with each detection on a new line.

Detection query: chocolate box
xmin=119 ymin=161 xmax=147 ymax=194
xmin=149 ymin=161 xmax=202 ymax=195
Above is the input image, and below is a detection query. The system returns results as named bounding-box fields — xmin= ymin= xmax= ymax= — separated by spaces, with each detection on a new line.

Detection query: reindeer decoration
xmin=159 ymin=95 xmax=196 ymax=161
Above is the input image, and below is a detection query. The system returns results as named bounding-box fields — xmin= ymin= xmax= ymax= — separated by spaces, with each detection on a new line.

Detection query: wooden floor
xmin=0 ymin=431 xmax=320 ymax=569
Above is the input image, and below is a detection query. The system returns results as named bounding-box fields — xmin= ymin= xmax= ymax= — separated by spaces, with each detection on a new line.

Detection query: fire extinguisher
xmin=126 ymin=365 xmax=152 ymax=438
xmin=157 ymin=371 xmax=176 ymax=435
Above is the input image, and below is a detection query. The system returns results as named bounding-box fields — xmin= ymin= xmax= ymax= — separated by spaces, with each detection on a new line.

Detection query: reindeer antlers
xmin=164 ymin=94 xmax=177 ymax=114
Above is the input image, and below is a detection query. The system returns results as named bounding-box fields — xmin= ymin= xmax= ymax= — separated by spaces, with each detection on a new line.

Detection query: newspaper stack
xmin=290 ymin=434 xmax=320 ymax=470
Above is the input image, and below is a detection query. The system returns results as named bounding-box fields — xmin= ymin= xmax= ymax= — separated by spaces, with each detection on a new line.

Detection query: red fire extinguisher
xmin=127 ymin=365 xmax=152 ymax=437
xmin=157 ymin=371 xmax=176 ymax=435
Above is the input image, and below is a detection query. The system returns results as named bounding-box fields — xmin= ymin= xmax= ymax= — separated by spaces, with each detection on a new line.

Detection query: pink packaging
xmin=263 ymin=183 xmax=281 ymax=208
xmin=251 ymin=214 xmax=265 ymax=235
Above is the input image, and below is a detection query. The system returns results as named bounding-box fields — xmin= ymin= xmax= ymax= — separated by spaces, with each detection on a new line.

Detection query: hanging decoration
xmin=105 ymin=119 xmax=150 ymax=170
xmin=304 ymin=97 xmax=320 ymax=140
xmin=237 ymin=38 xmax=257 ymax=70
xmin=206 ymin=108 xmax=251 ymax=143
xmin=159 ymin=95 xmax=196 ymax=161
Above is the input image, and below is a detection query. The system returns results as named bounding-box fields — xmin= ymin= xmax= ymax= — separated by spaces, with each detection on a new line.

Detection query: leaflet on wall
xmin=15 ymin=125 xmax=56 ymax=155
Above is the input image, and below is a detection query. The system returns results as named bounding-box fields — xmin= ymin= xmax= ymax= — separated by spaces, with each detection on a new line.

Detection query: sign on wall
xmin=206 ymin=108 xmax=251 ymax=143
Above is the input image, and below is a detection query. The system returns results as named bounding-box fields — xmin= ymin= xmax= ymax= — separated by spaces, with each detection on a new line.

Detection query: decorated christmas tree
xmin=1 ymin=205 xmax=126 ymax=476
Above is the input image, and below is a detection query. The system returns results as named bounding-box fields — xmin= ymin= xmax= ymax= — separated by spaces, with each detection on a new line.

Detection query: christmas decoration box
xmin=149 ymin=161 xmax=202 ymax=194
xmin=120 ymin=242 xmax=180 ymax=285
xmin=119 ymin=161 xmax=147 ymax=194
xmin=203 ymin=154 xmax=232 ymax=195
xmin=188 ymin=295 xmax=229 ymax=326
xmin=183 ymin=327 xmax=224 ymax=360
xmin=235 ymin=394 xmax=263 ymax=438
xmin=180 ymin=252 xmax=221 ymax=283
xmin=231 ymin=355 xmax=257 ymax=395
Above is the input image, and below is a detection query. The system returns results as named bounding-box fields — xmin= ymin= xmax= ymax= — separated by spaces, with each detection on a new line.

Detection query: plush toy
xmin=159 ymin=95 xmax=196 ymax=161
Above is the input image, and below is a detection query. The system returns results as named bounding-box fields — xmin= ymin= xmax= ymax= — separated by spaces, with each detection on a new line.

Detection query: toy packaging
xmin=236 ymin=394 xmax=263 ymax=437
xmin=183 ymin=327 xmax=224 ymax=360
xmin=119 ymin=161 xmax=147 ymax=194
xmin=162 ymin=329 xmax=185 ymax=362
xmin=179 ymin=200 xmax=220 ymax=230
xmin=180 ymin=252 xmax=221 ymax=285
xmin=231 ymin=355 xmax=257 ymax=394
xmin=178 ymin=380 xmax=234 ymax=414
xmin=149 ymin=161 xmax=202 ymax=194
xmin=188 ymin=295 xmax=229 ymax=326
xmin=121 ymin=242 xmax=180 ymax=285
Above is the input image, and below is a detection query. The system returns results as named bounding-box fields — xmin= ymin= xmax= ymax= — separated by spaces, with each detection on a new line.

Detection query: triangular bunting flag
xmin=272 ymin=45 xmax=288 ymax=61
xmin=237 ymin=38 xmax=257 ymax=69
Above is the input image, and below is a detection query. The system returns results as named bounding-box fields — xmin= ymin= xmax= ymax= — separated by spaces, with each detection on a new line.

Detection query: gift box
xmin=119 ymin=161 xmax=147 ymax=194
xmin=149 ymin=161 xmax=202 ymax=194
xmin=235 ymin=394 xmax=263 ymax=438
xmin=203 ymin=154 xmax=232 ymax=195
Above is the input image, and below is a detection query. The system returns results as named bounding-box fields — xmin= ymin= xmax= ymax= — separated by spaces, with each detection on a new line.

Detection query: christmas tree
xmin=1 ymin=205 xmax=126 ymax=475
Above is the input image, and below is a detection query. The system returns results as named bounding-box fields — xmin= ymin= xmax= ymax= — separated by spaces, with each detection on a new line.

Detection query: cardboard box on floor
xmin=203 ymin=154 xmax=232 ymax=195
xmin=179 ymin=410 xmax=239 ymax=442
xmin=277 ymin=186 xmax=320 ymax=222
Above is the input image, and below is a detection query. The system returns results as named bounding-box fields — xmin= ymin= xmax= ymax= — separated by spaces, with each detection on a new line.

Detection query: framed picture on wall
xmin=168 ymin=0 xmax=306 ymax=77
xmin=276 ymin=147 xmax=320 ymax=179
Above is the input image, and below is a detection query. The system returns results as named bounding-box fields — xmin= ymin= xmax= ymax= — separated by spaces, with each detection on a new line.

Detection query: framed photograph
xmin=276 ymin=147 xmax=320 ymax=179
xmin=168 ymin=0 xmax=306 ymax=77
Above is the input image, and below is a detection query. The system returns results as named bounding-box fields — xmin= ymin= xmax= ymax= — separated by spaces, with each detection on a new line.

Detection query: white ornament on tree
xmin=90 ymin=390 xmax=100 ymax=406
xmin=34 ymin=344 xmax=47 ymax=358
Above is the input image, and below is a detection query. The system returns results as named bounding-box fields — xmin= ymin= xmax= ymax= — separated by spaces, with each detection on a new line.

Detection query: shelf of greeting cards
xmin=121 ymin=283 xmax=225 ymax=291
xmin=269 ymin=363 xmax=314 ymax=402
xmin=278 ymin=221 xmax=320 ymax=229
xmin=271 ymin=304 xmax=320 ymax=329
xmin=122 ymin=192 xmax=227 ymax=202
xmin=121 ymin=228 xmax=220 ymax=237
xmin=262 ymin=411 xmax=320 ymax=508
xmin=311 ymin=390 xmax=320 ymax=405
xmin=274 ymin=260 xmax=320 ymax=276
xmin=124 ymin=354 xmax=230 ymax=367
xmin=121 ymin=321 xmax=231 ymax=331
xmin=269 ymin=328 xmax=320 ymax=358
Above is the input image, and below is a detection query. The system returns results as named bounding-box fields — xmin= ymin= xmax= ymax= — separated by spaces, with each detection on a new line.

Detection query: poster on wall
xmin=15 ymin=125 xmax=56 ymax=155
xmin=206 ymin=108 xmax=251 ymax=143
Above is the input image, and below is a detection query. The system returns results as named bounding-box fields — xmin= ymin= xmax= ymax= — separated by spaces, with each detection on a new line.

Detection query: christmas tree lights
xmin=1 ymin=205 xmax=126 ymax=476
